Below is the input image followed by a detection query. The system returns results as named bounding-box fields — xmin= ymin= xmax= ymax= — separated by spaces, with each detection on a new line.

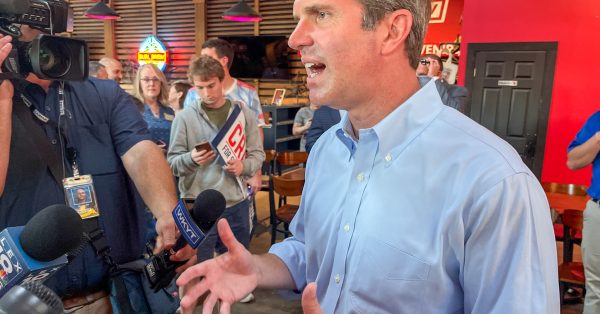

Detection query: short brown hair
xmin=359 ymin=0 xmax=431 ymax=69
xmin=187 ymin=55 xmax=225 ymax=83
xmin=171 ymin=80 xmax=192 ymax=108
xmin=202 ymin=38 xmax=234 ymax=69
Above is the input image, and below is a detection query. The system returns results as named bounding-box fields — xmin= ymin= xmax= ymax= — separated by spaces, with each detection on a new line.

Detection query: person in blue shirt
xmin=134 ymin=63 xmax=176 ymax=151
xmin=176 ymin=0 xmax=559 ymax=313
xmin=305 ymin=105 xmax=340 ymax=153
xmin=0 ymin=26 xmax=187 ymax=311
xmin=567 ymin=110 xmax=600 ymax=313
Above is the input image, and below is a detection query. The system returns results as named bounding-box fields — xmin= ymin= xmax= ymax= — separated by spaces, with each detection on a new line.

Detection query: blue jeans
xmin=197 ymin=199 xmax=251 ymax=262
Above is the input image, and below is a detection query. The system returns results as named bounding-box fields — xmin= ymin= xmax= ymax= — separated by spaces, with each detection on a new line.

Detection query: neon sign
xmin=137 ymin=36 xmax=168 ymax=71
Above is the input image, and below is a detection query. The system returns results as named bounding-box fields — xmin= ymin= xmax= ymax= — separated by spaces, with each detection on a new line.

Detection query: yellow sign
xmin=137 ymin=36 xmax=168 ymax=71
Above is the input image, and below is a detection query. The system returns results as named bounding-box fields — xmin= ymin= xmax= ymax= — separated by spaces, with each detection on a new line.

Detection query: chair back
xmin=276 ymin=151 xmax=308 ymax=174
xmin=542 ymin=182 xmax=587 ymax=196
xmin=263 ymin=150 xmax=277 ymax=176
xmin=271 ymin=175 xmax=304 ymax=198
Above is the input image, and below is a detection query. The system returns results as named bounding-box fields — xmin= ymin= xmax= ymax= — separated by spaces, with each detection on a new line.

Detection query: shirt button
xmin=385 ymin=153 xmax=392 ymax=162
xmin=335 ymin=274 xmax=341 ymax=284
xmin=356 ymin=173 xmax=364 ymax=182
xmin=344 ymin=224 xmax=350 ymax=232
xmin=51 ymin=139 xmax=57 ymax=145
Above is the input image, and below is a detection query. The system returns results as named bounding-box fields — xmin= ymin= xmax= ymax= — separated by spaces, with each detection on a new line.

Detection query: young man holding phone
xmin=167 ymin=56 xmax=264 ymax=265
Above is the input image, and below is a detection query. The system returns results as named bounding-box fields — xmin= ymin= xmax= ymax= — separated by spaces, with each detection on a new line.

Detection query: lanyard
xmin=20 ymin=81 xmax=81 ymax=177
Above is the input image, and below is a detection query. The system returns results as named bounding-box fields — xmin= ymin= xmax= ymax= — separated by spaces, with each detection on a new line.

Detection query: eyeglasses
xmin=419 ymin=59 xmax=430 ymax=65
xmin=141 ymin=77 xmax=161 ymax=84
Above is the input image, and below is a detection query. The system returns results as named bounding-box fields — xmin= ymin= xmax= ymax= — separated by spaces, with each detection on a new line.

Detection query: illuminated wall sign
xmin=137 ymin=36 xmax=168 ymax=71
xmin=430 ymin=0 xmax=450 ymax=24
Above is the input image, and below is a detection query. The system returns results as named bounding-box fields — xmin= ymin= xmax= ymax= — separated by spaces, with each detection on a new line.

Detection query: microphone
xmin=0 ymin=204 xmax=84 ymax=297
xmin=144 ymin=189 xmax=226 ymax=291
xmin=0 ymin=281 xmax=63 ymax=314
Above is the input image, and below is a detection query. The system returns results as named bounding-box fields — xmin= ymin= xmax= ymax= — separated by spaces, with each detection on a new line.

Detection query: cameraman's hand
xmin=0 ymin=35 xmax=14 ymax=103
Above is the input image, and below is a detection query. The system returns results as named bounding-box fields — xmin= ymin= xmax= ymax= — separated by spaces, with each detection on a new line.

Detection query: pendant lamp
xmin=85 ymin=0 xmax=120 ymax=20
xmin=222 ymin=0 xmax=262 ymax=22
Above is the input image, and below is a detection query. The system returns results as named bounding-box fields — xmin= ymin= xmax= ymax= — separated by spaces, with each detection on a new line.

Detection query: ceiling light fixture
xmin=85 ymin=0 xmax=120 ymax=20
xmin=222 ymin=0 xmax=262 ymax=22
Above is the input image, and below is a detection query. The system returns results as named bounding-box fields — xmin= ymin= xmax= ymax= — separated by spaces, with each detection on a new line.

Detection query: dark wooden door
xmin=465 ymin=43 xmax=557 ymax=178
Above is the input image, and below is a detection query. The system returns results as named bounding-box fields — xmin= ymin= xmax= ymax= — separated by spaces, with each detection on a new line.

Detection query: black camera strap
xmin=14 ymin=79 xmax=121 ymax=285
xmin=12 ymin=93 xmax=64 ymax=188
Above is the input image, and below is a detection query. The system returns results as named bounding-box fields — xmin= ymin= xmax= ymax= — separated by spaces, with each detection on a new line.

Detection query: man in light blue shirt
xmin=176 ymin=0 xmax=559 ymax=313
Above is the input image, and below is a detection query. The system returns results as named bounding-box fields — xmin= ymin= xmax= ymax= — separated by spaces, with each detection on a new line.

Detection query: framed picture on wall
xmin=271 ymin=89 xmax=286 ymax=106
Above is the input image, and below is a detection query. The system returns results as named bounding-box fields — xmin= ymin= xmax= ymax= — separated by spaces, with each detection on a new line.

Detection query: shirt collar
xmin=335 ymin=79 xmax=445 ymax=155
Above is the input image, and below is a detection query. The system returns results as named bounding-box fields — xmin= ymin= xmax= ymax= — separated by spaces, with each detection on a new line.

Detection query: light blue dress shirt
xmin=270 ymin=81 xmax=559 ymax=313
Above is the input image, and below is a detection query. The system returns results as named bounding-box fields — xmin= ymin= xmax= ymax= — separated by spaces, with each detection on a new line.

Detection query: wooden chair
xmin=542 ymin=182 xmax=586 ymax=244
xmin=268 ymin=175 xmax=304 ymax=244
xmin=558 ymin=209 xmax=585 ymax=304
xmin=252 ymin=150 xmax=277 ymax=229
xmin=275 ymin=151 xmax=308 ymax=175
xmin=260 ymin=150 xmax=278 ymax=191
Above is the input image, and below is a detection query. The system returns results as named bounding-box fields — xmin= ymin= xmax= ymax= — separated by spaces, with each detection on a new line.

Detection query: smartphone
xmin=195 ymin=141 xmax=212 ymax=152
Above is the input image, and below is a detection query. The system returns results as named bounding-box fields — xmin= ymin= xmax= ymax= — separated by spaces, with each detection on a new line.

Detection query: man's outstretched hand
xmin=176 ymin=219 xmax=258 ymax=314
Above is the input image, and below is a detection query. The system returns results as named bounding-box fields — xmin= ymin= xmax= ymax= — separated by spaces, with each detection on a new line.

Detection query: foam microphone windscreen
xmin=19 ymin=204 xmax=84 ymax=262
xmin=192 ymin=189 xmax=226 ymax=232
xmin=0 ymin=0 xmax=31 ymax=15
xmin=20 ymin=282 xmax=63 ymax=314
xmin=0 ymin=282 xmax=63 ymax=314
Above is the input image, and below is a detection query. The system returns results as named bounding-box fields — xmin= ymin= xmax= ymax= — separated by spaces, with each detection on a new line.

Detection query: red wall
xmin=459 ymin=0 xmax=600 ymax=185
xmin=422 ymin=0 xmax=463 ymax=54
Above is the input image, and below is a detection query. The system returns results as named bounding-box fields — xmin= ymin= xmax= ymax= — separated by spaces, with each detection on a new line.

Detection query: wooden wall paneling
xmin=70 ymin=0 xmax=106 ymax=61
xmin=205 ymin=0 xmax=308 ymax=106
xmin=206 ymin=0 xmax=254 ymax=37
xmin=156 ymin=0 xmax=196 ymax=80
xmin=194 ymin=0 xmax=207 ymax=55
xmin=258 ymin=0 xmax=295 ymax=35
xmin=114 ymin=0 xmax=154 ymax=84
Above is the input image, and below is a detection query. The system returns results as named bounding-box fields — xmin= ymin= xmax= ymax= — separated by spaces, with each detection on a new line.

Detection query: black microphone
xmin=0 ymin=281 xmax=63 ymax=314
xmin=0 ymin=204 xmax=84 ymax=296
xmin=20 ymin=204 xmax=84 ymax=261
xmin=144 ymin=189 xmax=226 ymax=291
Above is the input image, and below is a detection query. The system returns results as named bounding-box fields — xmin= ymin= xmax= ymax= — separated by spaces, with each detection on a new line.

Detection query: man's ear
xmin=220 ymin=56 xmax=230 ymax=69
xmin=380 ymin=9 xmax=413 ymax=56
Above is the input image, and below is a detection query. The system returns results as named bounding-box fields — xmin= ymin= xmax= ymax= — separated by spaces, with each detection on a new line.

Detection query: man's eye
xmin=317 ymin=11 xmax=327 ymax=20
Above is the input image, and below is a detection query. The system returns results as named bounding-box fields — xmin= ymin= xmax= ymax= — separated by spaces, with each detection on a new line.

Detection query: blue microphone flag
xmin=0 ymin=227 xmax=67 ymax=296
xmin=172 ymin=200 xmax=205 ymax=249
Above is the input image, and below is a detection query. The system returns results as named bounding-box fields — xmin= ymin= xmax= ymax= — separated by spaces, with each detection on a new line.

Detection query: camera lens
xmin=37 ymin=40 xmax=71 ymax=78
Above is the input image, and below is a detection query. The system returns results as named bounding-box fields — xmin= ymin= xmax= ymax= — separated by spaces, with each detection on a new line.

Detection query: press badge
xmin=63 ymin=175 xmax=100 ymax=219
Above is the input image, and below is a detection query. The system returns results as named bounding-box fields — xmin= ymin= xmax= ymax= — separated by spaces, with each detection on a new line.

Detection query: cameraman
xmin=0 ymin=25 xmax=189 ymax=312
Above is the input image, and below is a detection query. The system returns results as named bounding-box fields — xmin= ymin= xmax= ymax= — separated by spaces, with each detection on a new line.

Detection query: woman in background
xmin=168 ymin=80 xmax=192 ymax=114
xmin=133 ymin=63 xmax=175 ymax=151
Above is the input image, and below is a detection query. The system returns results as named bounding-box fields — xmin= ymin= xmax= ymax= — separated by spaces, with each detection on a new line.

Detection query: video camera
xmin=0 ymin=0 xmax=88 ymax=81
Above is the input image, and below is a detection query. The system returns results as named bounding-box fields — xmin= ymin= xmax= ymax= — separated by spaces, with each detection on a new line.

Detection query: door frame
xmin=464 ymin=42 xmax=558 ymax=178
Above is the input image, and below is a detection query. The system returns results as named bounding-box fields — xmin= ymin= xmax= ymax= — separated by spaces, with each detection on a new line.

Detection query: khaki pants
xmin=64 ymin=294 xmax=112 ymax=314
xmin=583 ymin=200 xmax=600 ymax=314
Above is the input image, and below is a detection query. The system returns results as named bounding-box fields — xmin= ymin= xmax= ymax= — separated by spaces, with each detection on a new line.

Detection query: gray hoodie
xmin=167 ymin=100 xmax=265 ymax=207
